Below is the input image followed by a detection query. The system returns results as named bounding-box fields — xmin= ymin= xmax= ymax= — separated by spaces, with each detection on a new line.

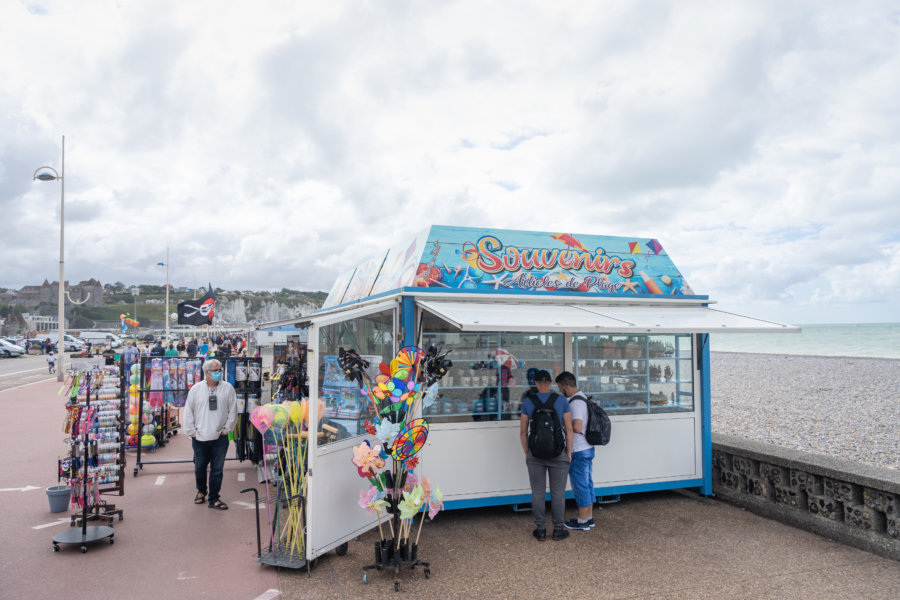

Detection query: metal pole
xmin=57 ymin=135 xmax=65 ymax=382
xmin=165 ymin=246 xmax=170 ymax=341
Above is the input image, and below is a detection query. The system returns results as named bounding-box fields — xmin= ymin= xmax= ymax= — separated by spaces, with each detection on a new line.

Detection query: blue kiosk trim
xmin=444 ymin=478 xmax=707 ymax=510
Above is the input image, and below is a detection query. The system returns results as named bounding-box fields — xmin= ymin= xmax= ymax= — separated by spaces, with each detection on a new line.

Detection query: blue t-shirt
xmin=521 ymin=392 xmax=570 ymax=423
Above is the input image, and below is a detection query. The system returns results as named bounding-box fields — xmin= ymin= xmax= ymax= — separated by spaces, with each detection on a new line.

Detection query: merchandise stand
xmin=54 ymin=372 xmax=116 ymax=553
xmin=254 ymin=433 xmax=308 ymax=569
xmin=58 ymin=361 xmax=126 ymax=528
xmin=132 ymin=356 xmax=204 ymax=476
xmin=257 ymin=224 xmax=799 ymax=566
xmin=362 ymin=460 xmax=430 ymax=590
xmin=227 ymin=357 xmax=263 ymax=464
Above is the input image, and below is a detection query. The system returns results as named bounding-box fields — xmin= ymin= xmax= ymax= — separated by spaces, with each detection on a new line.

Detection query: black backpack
xmin=570 ymin=392 xmax=611 ymax=446
xmin=527 ymin=392 xmax=565 ymax=459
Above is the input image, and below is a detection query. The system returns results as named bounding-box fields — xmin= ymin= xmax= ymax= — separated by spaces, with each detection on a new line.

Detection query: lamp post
xmin=33 ymin=135 xmax=66 ymax=382
xmin=156 ymin=247 xmax=170 ymax=342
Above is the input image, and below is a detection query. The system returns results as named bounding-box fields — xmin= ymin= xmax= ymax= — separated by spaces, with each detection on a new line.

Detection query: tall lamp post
xmin=33 ymin=135 xmax=66 ymax=382
xmin=156 ymin=246 xmax=170 ymax=341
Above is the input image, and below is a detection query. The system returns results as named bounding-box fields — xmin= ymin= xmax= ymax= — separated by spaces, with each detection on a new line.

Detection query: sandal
xmin=194 ymin=492 xmax=206 ymax=505
xmin=209 ymin=499 xmax=228 ymax=511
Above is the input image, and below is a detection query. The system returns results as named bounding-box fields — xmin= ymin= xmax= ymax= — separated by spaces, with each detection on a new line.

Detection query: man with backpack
xmin=520 ymin=369 xmax=573 ymax=541
xmin=556 ymin=371 xmax=596 ymax=531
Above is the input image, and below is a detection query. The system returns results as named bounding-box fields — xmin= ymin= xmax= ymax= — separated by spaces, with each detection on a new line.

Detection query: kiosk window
xmin=317 ymin=309 xmax=395 ymax=444
xmin=573 ymin=333 xmax=694 ymax=414
xmin=422 ymin=316 xmax=563 ymax=423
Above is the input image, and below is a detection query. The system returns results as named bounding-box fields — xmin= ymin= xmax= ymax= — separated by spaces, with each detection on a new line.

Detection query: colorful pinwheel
xmin=351 ymin=440 xmax=385 ymax=478
xmin=398 ymin=484 xmax=426 ymax=520
xmin=391 ymin=418 xmax=429 ymax=461
xmin=358 ymin=486 xmax=388 ymax=515
xmin=374 ymin=419 xmax=401 ymax=448
xmin=428 ymin=487 xmax=444 ymax=520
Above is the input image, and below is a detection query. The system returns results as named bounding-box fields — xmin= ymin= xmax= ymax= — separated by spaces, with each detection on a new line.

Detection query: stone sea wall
xmin=712 ymin=433 xmax=900 ymax=561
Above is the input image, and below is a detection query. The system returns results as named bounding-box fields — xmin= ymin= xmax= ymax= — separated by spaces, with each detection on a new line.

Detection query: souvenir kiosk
xmin=288 ymin=225 xmax=798 ymax=561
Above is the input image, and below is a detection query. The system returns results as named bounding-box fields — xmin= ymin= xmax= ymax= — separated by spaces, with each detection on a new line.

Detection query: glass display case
xmin=421 ymin=314 xmax=563 ymax=423
xmin=573 ymin=333 xmax=694 ymax=414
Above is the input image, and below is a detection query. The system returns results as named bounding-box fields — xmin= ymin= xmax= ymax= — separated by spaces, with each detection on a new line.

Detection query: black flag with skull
xmin=177 ymin=285 xmax=216 ymax=326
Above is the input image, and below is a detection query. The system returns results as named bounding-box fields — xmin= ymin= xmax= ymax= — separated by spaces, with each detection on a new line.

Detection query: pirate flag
xmin=177 ymin=285 xmax=215 ymax=326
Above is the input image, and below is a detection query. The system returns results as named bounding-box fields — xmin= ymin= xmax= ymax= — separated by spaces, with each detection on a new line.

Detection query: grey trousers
xmin=526 ymin=451 xmax=570 ymax=529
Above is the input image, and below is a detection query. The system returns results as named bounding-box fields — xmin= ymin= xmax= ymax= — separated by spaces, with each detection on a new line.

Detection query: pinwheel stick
xmin=414 ymin=506 xmax=428 ymax=546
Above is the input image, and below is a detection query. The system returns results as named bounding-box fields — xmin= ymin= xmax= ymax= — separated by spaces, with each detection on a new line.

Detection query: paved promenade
xmin=2 ymin=379 xmax=898 ymax=600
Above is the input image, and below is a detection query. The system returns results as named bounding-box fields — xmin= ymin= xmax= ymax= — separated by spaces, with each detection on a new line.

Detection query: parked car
xmin=0 ymin=339 xmax=26 ymax=358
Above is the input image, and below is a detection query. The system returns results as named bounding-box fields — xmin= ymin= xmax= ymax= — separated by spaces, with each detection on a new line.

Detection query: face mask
xmin=210 ymin=371 xmax=223 ymax=382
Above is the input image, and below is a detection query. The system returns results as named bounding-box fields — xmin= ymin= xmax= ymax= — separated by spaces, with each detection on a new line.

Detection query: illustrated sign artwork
xmin=324 ymin=225 xmax=697 ymax=306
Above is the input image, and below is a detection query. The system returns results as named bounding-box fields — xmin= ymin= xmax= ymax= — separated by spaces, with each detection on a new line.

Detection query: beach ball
xmin=140 ymin=434 xmax=155 ymax=447
xmin=126 ymin=435 xmax=138 ymax=446
xmin=127 ymin=424 xmax=139 ymax=435
xmin=131 ymin=364 xmax=139 ymax=375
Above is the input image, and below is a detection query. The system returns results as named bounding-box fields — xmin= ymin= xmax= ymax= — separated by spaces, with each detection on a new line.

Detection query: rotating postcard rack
xmin=54 ymin=370 xmax=118 ymax=552
xmin=131 ymin=356 xmax=203 ymax=476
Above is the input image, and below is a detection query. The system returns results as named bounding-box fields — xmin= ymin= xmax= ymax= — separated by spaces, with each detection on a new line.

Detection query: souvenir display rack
xmin=132 ymin=356 xmax=203 ymax=476
xmin=227 ymin=356 xmax=264 ymax=464
xmin=54 ymin=371 xmax=117 ymax=552
xmin=58 ymin=360 xmax=126 ymax=528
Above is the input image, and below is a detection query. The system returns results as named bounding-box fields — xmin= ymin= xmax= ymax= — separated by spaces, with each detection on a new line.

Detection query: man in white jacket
xmin=184 ymin=359 xmax=237 ymax=510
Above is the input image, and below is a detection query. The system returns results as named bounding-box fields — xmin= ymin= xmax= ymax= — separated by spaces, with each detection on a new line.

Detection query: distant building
xmin=24 ymin=314 xmax=61 ymax=332
xmin=14 ymin=279 xmax=104 ymax=308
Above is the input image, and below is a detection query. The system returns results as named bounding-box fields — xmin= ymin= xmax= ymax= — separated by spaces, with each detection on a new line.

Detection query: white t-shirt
xmin=568 ymin=393 xmax=592 ymax=453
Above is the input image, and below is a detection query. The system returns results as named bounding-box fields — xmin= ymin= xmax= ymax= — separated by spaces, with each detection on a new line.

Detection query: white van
xmin=79 ymin=332 xmax=124 ymax=348
xmin=32 ymin=333 xmax=84 ymax=352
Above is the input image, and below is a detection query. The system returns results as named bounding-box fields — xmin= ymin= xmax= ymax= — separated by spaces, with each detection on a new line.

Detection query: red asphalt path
xmin=0 ymin=380 xmax=280 ymax=600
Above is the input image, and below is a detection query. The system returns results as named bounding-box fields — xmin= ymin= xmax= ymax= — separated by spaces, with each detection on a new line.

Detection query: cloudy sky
xmin=1 ymin=1 xmax=898 ymax=324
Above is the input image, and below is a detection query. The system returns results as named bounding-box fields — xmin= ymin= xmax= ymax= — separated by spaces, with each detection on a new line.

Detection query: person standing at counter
xmin=556 ymin=371 xmax=596 ymax=531
xmin=520 ymin=369 xmax=573 ymax=541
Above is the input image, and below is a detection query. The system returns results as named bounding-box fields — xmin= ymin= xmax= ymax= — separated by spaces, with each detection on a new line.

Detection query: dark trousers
xmin=526 ymin=451 xmax=570 ymax=529
xmin=192 ymin=435 xmax=229 ymax=504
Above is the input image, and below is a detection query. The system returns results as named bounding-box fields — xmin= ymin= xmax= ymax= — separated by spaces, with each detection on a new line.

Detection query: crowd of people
xmin=120 ymin=333 xmax=251 ymax=365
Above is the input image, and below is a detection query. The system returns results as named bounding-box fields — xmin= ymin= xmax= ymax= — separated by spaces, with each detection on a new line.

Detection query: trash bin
xmin=46 ymin=485 xmax=71 ymax=513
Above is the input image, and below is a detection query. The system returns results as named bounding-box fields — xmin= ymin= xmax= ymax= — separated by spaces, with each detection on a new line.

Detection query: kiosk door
xmin=304 ymin=304 xmax=398 ymax=559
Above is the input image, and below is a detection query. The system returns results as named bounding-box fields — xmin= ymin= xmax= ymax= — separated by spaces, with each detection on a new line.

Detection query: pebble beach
xmin=710 ymin=352 xmax=900 ymax=472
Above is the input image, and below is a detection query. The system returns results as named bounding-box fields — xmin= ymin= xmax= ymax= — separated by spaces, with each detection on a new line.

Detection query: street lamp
xmin=33 ymin=135 xmax=66 ymax=382
xmin=156 ymin=246 xmax=170 ymax=341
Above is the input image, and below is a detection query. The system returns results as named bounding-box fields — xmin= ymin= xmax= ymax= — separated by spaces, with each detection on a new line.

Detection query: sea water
xmin=710 ymin=322 xmax=900 ymax=359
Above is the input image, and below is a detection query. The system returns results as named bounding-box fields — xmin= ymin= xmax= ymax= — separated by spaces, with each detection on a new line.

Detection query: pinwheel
xmin=415 ymin=486 xmax=444 ymax=545
xmin=351 ymin=440 xmax=385 ymax=478
xmin=391 ymin=418 xmax=429 ymax=461
xmin=420 ymin=344 xmax=453 ymax=385
xmin=398 ymin=485 xmax=425 ymax=520
xmin=374 ymin=419 xmax=401 ymax=449
xmin=427 ymin=487 xmax=443 ymax=520
xmin=359 ymin=486 xmax=390 ymax=539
